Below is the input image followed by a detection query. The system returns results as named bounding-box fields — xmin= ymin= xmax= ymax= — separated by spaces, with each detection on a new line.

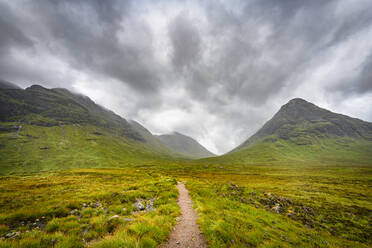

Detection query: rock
xmin=124 ymin=218 xmax=133 ymax=222
xmin=70 ymin=209 xmax=79 ymax=215
xmin=83 ymin=203 xmax=87 ymax=207
xmin=272 ymin=203 xmax=282 ymax=213
xmin=5 ymin=231 xmax=20 ymax=239
xmin=134 ymin=200 xmax=145 ymax=211
xmin=146 ymin=198 xmax=155 ymax=212
xmin=176 ymin=217 xmax=181 ymax=222
xmin=176 ymin=241 xmax=180 ymax=245
xmin=109 ymin=215 xmax=120 ymax=221
xmin=287 ymin=212 xmax=295 ymax=218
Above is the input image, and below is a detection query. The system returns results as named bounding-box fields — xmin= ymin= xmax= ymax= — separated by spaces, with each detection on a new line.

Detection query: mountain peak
xmin=232 ymin=98 xmax=372 ymax=152
xmin=287 ymin=97 xmax=307 ymax=104
xmin=26 ymin=84 xmax=48 ymax=92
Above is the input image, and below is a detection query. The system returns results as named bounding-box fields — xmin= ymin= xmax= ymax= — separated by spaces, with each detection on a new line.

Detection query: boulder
xmin=134 ymin=200 xmax=145 ymax=211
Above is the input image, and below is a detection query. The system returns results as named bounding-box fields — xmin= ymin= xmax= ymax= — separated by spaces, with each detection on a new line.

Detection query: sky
xmin=1 ymin=0 xmax=372 ymax=154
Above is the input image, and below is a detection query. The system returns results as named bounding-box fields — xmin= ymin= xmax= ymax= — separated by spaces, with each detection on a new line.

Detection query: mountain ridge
xmin=157 ymin=132 xmax=215 ymax=159
xmin=232 ymin=97 xmax=372 ymax=153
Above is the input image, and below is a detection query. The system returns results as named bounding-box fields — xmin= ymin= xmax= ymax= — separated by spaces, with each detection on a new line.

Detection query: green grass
xmin=0 ymin=123 xmax=185 ymax=175
xmin=201 ymin=136 xmax=372 ymax=166
xmin=0 ymin=169 xmax=179 ymax=247
xmin=0 ymin=122 xmax=371 ymax=247
xmin=173 ymin=163 xmax=372 ymax=247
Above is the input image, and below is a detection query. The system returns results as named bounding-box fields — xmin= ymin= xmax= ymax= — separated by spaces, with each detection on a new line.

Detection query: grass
xmin=200 ymin=136 xmax=372 ymax=166
xmin=0 ymin=123 xmax=185 ymax=175
xmin=0 ymin=169 xmax=179 ymax=247
xmin=176 ymin=164 xmax=372 ymax=247
xmin=0 ymin=122 xmax=371 ymax=247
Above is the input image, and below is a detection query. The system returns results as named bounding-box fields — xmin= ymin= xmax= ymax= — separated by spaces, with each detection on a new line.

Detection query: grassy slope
xmin=199 ymin=136 xmax=372 ymax=167
xmin=0 ymin=122 xmax=186 ymax=175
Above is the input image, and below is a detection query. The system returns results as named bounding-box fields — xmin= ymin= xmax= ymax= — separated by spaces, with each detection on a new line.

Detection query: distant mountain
xmin=157 ymin=132 xmax=215 ymax=159
xmin=129 ymin=120 xmax=187 ymax=158
xmin=208 ymin=98 xmax=372 ymax=165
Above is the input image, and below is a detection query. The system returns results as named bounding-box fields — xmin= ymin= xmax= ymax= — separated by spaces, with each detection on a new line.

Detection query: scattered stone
xmin=5 ymin=231 xmax=20 ymax=239
xmin=83 ymin=203 xmax=87 ymax=207
xmin=287 ymin=212 xmax=295 ymax=218
xmin=176 ymin=217 xmax=181 ymax=222
xmin=70 ymin=209 xmax=79 ymax=215
xmin=176 ymin=241 xmax=180 ymax=245
xmin=272 ymin=221 xmax=277 ymax=224
xmin=109 ymin=215 xmax=120 ymax=221
xmin=146 ymin=198 xmax=156 ymax=212
xmin=124 ymin=218 xmax=133 ymax=222
xmin=134 ymin=200 xmax=145 ymax=211
xmin=272 ymin=203 xmax=282 ymax=213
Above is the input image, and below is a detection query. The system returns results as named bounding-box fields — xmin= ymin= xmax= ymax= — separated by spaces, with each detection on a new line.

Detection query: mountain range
xmin=0 ymin=81 xmax=371 ymax=174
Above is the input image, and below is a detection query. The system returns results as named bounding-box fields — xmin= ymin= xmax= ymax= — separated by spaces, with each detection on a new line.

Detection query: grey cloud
xmin=332 ymin=53 xmax=372 ymax=95
xmin=169 ymin=13 xmax=201 ymax=69
xmin=26 ymin=0 xmax=162 ymax=93
xmin=0 ymin=2 xmax=33 ymax=51
xmin=0 ymin=0 xmax=371 ymax=153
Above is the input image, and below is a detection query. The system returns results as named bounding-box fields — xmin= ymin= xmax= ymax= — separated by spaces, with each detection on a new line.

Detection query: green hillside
xmin=0 ymin=85 xmax=187 ymax=174
xmin=203 ymin=98 xmax=372 ymax=166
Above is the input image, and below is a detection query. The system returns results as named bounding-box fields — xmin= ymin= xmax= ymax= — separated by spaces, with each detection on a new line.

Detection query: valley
xmin=0 ymin=83 xmax=371 ymax=247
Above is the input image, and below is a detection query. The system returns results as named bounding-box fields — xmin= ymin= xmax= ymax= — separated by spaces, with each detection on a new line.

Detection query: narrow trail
xmin=161 ymin=182 xmax=207 ymax=248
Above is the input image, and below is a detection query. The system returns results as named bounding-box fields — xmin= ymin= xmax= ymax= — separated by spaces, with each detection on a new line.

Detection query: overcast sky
xmin=1 ymin=0 xmax=372 ymax=154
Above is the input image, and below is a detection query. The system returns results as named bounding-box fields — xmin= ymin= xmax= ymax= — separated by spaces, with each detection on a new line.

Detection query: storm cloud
xmin=1 ymin=0 xmax=371 ymax=154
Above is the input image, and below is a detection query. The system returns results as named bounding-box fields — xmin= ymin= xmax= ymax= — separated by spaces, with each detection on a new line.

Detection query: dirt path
xmin=161 ymin=182 xmax=207 ymax=248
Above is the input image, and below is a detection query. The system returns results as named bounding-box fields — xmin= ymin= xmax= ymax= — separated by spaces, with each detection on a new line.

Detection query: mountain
xmin=0 ymin=83 xmax=184 ymax=174
xmin=156 ymin=132 xmax=215 ymax=159
xmin=0 ymin=84 xmax=144 ymax=140
xmin=0 ymin=79 xmax=21 ymax=89
xmin=206 ymin=98 xmax=372 ymax=165
xmin=234 ymin=98 xmax=372 ymax=151
xmin=129 ymin=120 xmax=187 ymax=158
